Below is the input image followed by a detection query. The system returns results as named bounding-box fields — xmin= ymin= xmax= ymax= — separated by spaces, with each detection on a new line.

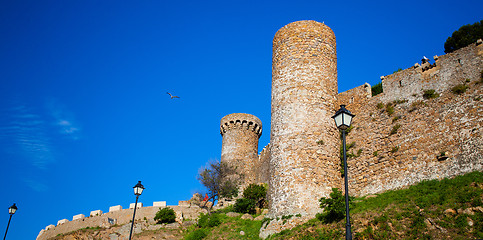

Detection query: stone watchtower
xmin=269 ymin=20 xmax=340 ymax=217
xmin=220 ymin=113 xmax=262 ymax=187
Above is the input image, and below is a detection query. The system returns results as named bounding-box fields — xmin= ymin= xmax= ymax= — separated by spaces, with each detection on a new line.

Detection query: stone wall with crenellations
xmin=220 ymin=113 xmax=262 ymax=187
xmin=36 ymin=200 xmax=207 ymax=240
xmin=336 ymin=41 xmax=483 ymax=197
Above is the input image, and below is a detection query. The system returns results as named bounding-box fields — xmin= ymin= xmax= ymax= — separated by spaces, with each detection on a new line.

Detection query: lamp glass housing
xmin=332 ymin=105 xmax=355 ymax=130
xmin=8 ymin=204 xmax=17 ymax=214
xmin=133 ymin=181 xmax=145 ymax=196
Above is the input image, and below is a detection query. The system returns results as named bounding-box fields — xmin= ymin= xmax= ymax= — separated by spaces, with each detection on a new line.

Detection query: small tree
xmin=234 ymin=183 xmax=268 ymax=214
xmin=197 ymin=160 xmax=240 ymax=213
xmin=444 ymin=20 xmax=483 ymax=53
xmin=317 ymin=188 xmax=354 ymax=223
xmin=154 ymin=207 xmax=176 ymax=224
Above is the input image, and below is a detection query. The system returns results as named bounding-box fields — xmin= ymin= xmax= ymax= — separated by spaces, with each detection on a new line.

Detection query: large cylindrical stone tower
xmin=268 ymin=20 xmax=340 ymax=217
xmin=220 ymin=113 xmax=262 ymax=186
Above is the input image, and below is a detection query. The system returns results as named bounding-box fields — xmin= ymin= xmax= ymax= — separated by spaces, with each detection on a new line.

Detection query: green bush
xmin=233 ymin=198 xmax=257 ymax=214
xmin=154 ymin=207 xmax=176 ymax=224
xmin=390 ymin=146 xmax=399 ymax=153
xmin=409 ymin=100 xmax=427 ymax=112
xmin=451 ymin=84 xmax=469 ymax=94
xmin=444 ymin=20 xmax=483 ymax=53
xmin=184 ymin=228 xmax=208 ymax=240
xmin=317 ymin=188 xmax=353 ymax=223
xmin=243 ymin=184 xmax=267 ymax=203
xmin=197 ymin=213 xmax=222 ymax=228
xmin=422 ymin=89 xmax=439 ymax=99
xmin=392 ymin=115 xmax=401 ymax=123
xmin=385 ymin=103 xmax=394 ymax=116
xmin=390 ymin=124 xmax=401 ymax=135
xmin=233 ymin=183 xmax=267 ymax=214
xmin=371 ymin=82 xmax=383 ymax=96
xmin=376 ymin=102 xmax=384 ymax=109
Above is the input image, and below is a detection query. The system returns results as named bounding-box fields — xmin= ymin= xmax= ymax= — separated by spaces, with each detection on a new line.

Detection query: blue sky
xmin=0 ymin=0 xmax=481 ymax=238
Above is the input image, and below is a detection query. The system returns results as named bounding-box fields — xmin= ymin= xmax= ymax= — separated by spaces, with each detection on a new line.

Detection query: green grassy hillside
xmin=183 ymin=171 xmax=483 ymax=240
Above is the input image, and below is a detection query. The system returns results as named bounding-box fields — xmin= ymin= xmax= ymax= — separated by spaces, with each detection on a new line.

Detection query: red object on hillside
xmin=203 ymin=194 xmax=209 ymax=201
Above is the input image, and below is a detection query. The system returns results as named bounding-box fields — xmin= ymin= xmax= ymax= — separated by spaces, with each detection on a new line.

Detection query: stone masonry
xmin=268 ymin=20 xmax=340 ymax=218
xmin=38 ymin=20 xmax=482 ymax=239
xmin=220 ymin=113 xmax=263 ymax=187
xmin=337 ymin=41 xmax=483 ymax=197
xmin=37 ymin=202 xmax=208 ymax=240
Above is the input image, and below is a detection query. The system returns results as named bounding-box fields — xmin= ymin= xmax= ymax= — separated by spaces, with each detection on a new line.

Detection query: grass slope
xmin=184 ymin=171 xmax=483 ymax=240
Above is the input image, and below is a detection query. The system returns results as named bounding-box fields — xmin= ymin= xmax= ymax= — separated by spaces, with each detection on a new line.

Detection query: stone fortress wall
xmin=36 ymin=200 xmax=206 ymax=240
xmin=38 ymin=20 xmax=482 ymax=239
xmin=259 ymin=22 xmax=482 ymax=237
xmin=220 ymin=113 xmax=263 ymax=188
xmin=337 ymin=41 xmax=483 ymax=197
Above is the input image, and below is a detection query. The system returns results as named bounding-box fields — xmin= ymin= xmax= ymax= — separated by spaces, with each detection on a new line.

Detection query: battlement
xmin=220 ymin=113 xmax=262 ymax=137
xmin=36 ymin=200 xmax=205 ymax=240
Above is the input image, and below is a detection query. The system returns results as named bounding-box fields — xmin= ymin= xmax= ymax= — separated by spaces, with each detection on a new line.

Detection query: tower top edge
xmin=220 ymin=113 xmax=262 ymax=127
xmin=274 ymin=20 xmax=335 ymax=40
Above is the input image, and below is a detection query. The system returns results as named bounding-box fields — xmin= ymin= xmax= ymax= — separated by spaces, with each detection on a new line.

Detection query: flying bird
xmin=167 ymin=92 xmax=180 ymax=99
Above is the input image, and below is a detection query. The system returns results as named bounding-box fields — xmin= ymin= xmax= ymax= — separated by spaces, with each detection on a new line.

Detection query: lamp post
xmin=332 ymin=105 xmax=355 ymax=240
xmin=3 ymin=204 xmax=17 ymax=240
xmin=129 ymin=181 xmax=145 ymax=240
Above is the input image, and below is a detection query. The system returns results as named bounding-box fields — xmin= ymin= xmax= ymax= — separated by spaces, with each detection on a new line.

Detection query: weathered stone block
xmin=90 ymin=210 xmax=103 ymax=216
xmin=56 ymin=219 xmax=68 ymax=225
xmin=129 ymin=202 xmax=143 ymax=209
xmin=72 ymin=214 xmax=85 ymax=221
xmin=178 ymin=201 xmax=190 ymax=207
xmin=153 ymin=201 xmax=166 ymax=207
xmin=45 ymin=224 xmax=55 ymax=230
xmin=109 ymin=205 xmax=122 ymax=212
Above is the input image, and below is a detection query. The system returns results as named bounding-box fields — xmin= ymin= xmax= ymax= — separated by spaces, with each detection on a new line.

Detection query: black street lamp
xmin=3 ymin=204 xmax=17 ymax=240
xmin=129 ymin=181 xmax=145 ymax=240
xmin=332 ymin=105 xmax=355 ymax=240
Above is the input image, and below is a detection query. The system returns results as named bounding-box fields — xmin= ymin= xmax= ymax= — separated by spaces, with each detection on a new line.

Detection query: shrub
xmin=243 ymin=184 xmax=267 ymax=202
xmin=372 ymin=82 xmax=383 ymax=96
xmin=233 ymin=198 xmax=257 ymax=214
xmin=373 ymin=151 xmax=378 ymax=157
xmin=393 ymin=68 xmax=403 ymax=73
xmin=185 ymin=228 xmax=208 ymax=240
xmin=376 ymin=102 xmax=384 ymax=109
xmin=154 ymin=207 xmax=176 ymax=224
xmin=197 ymin=213 xmax=222 ymax=228
xmin=390 ymin=124 xmax=401 ymax=135
xmin=409 ymin=100 xmax=427 ymax=112
xmin=392 ymin=115 xmax=401 ymax=123
xmin=451 ymin=84 xmax=469 ymax=94
xmin=318 ymin=188 xmax=353 ymax=223
xmin=393 ymin=99 xmax=408 ymax=105
xmin=385 ymin=103 xmax=395 ymax=116
xmin=422 ymin=89 xmax=439 ymax=99
xmin=391 ymin=146 xmax=399 ymax=153
xmin=444 ymin=20 xmax=483 ymax=53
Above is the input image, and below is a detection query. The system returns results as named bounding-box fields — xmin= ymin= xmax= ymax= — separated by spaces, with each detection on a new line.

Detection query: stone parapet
xmin=109 ymin=205 xmax=122 ymax=212
xmin=90 ymin=210 xmax=103 ymax=216
xmin=72 ymin=214 xmax=84 ymax=221
xmin=56 ymin=219 xmax=68 ymax=226
xmin=37 ymin=202 xmax=207 ymax=240
xmin=129 ymin=202 xmax=143 ymax=209
xmin=220 ymin=113 xmax=262 ymax=137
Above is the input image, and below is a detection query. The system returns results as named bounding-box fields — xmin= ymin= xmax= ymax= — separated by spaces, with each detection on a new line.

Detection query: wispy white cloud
xmin=4 ymin=105 xmax=56 ymax=169
xmin=23 ymin=178 xmax=48 ymax=192
xmin=46 ymin=99 xmax=81 ymax=140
